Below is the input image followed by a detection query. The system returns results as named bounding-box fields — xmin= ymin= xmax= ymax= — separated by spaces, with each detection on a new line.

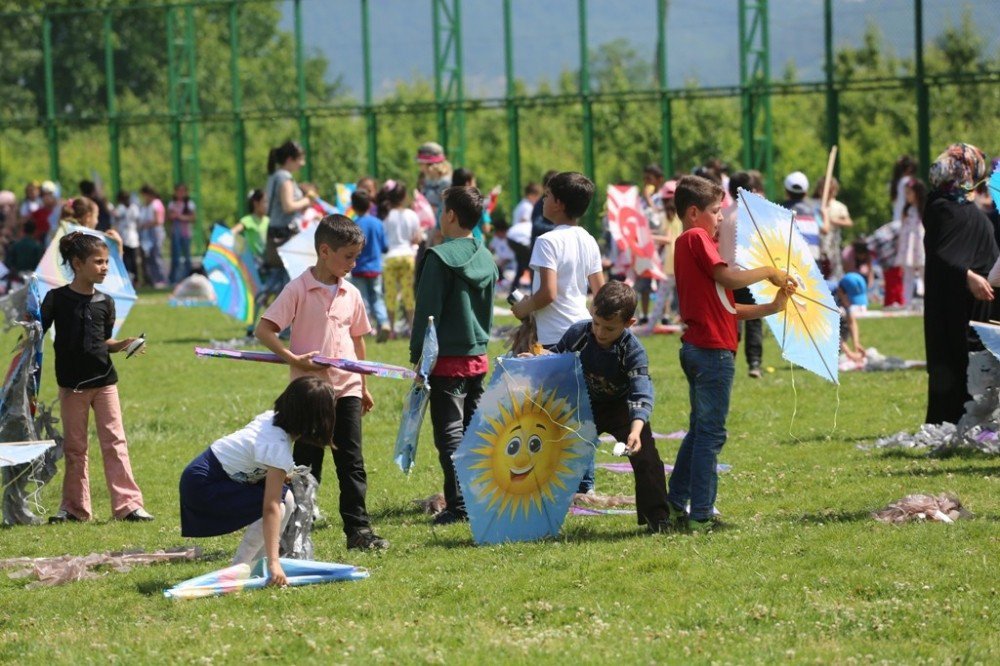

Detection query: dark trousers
xmin=508 ymin=239 xmax=531 ymax=288
xmin=734 ymin=287 xmax=763 ymax=368
xmin=429 ymin=374 xmax=486 ymax=514
xmin=592 ymin=400 xmax=669 ymax=526
xmin=121 ymin=246 xmax=138 ymax=284
xmin=292 ymin=396 xmax=370 ymax=535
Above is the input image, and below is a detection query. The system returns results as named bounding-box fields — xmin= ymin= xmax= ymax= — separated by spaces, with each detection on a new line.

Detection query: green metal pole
xmin=656 ymin=0 xmax=673 ymax=177
xmin=452 ymin=0 xmax=465 ymax=166
xmin=166 ymin=7 xmax=182 ymax=187
xmin=432 ymin=0 xmax=447 ymax=153
xmin=914 ymin=0 xmax=930 ymax=179
xmin=104 ymin=13 xmax=121 ymax=197
xmin=42 ymin=13 xmax=60 ymax=183
xmin=294 ymin=0 xmax=312 ymax=181
xmin=229 ymin=2 xmax=246 ymax=222
xmin=760 ymin=0 xmax=773 ymax=197
xmin=361 ymin=0 xmax=378 ymax=177
xmin=738 ymin=1 xmax=752 ymax=172
xmin=578 ymin=0 xmax=596 ymax=231
xmin=503 ymin=0 xmax=520 ymax=210
xmin=184 ymin=5 xmax=203 ymax=251
xmin=824 ymin=0 xmax=839 ymax=179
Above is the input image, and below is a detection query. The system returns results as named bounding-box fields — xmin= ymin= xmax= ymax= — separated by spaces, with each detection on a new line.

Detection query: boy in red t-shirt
xmin=668 ymin=176 xmax=795 ymax=532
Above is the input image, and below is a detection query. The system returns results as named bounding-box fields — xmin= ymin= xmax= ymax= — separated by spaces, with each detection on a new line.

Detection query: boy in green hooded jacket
xmin=411 ymin=186 xmax=498 ymax=525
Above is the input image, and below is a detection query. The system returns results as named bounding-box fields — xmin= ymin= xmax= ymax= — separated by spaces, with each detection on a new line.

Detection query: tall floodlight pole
xmin=433 ymin=0 xmax=465 ymax=165
xmin=738 ymin=0 xmax=774 ymax=196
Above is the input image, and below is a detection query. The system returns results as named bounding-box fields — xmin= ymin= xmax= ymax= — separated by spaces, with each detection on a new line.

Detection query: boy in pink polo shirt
xmin=256 ymin=214 xmax=388 ymax=550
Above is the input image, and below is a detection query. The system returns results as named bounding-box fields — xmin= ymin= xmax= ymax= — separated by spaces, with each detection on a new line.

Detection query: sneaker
xmin=688 ymin=517 xmax=728 ymax=533
xmin=748 ymin=366 xmax=762 ymax=379
xmin=667 ymin=502 xmax=689 ymax=531
xmin=376 ymin=325 xmax=391 ymax=344
xmin=48 ymin=509 xmax=83 ymax=524
xmin=638 ymin=316 xmax=649 ymax=326
xmin=346 ymin=528 xmax=390 ymax=551
xmin=121 ymin=508 xmax=155 ymax=522
xmin=432 ymin=509 xmax=468 ymax=526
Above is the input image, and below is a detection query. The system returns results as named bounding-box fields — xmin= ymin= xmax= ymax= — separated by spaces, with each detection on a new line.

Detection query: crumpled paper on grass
xmin=873 ymin=493 xmax=972 ymax=524
xmin=280 ymin=466 xmax=318 ymax=560
xmin=1 ymin=547 xmax=201 ymax=588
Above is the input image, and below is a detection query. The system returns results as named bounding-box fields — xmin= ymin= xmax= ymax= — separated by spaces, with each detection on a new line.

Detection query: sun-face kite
xmin=454 ymin=354 xmax=597 ymax=544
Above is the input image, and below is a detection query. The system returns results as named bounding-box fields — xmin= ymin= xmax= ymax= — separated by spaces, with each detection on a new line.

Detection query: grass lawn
xmin=1 ymin=293 xmax=998 ymax=664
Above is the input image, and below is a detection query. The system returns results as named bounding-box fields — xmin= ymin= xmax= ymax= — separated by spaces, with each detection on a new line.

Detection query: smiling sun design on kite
xmin=468 ymin=388 xmax=582 ymax=519
xmin=743 ymin=226 xmax=833 ymax=343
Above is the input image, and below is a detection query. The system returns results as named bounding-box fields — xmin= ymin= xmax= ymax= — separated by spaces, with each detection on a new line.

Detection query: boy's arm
xmin=353 ymin=334 xmax=374 ymax=414
xmin=734 ymin=285 xmax=792 ymax=321
xmin=511 ymin=267 xmax=556 ymax=320
xmin=410 ymin=253 xmax=446 ymax=364
xmin=255 ymin=319 xmax=322 ymax=371
xmin=587 ymin=270 xmax=606 ymax=296
xmin=714 ymin=264 xmax=788 ymax=291
xmin=623 ymin=341 xmax=654 ymax=454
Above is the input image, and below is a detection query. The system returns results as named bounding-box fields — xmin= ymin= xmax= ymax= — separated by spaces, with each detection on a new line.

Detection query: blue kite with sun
xmin=453 ymin=353 xmax=598 ymax=545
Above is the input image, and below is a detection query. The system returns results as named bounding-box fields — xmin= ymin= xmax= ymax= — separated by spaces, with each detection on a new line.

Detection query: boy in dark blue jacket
xmin=350 ymin=189 xmax=391 ymax=342
xmin=547 ymin=281 xmax=671 ymax=531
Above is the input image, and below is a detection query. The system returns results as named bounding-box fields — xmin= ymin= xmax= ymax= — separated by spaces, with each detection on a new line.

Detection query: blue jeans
xmin=169 ymin=225 xmax=192 ymax=284
xmin=352 ymin=275 xmax=389 ymax=328
xmin=668 ymin=343 xmax=735 ymax=521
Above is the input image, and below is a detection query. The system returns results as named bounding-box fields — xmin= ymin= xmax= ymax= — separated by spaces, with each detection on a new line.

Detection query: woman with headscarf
xmin=923 ymin=143 xmax=997 ymax=425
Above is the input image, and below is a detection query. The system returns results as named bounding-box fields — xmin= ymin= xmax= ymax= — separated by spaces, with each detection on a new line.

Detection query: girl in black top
xmin=41 ymin=232 xmax=153 ymax=523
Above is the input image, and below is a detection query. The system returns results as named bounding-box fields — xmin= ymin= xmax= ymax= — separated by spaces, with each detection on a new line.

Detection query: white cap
xmin=783 ymin=171 xmax=809 ymax=194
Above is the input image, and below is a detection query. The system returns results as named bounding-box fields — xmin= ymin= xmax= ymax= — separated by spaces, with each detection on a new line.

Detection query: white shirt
xmin=114 ymin=202 xmax=141 ymax=249
xmin=383 ymin=208 xmax=420 ymax=258
xmin=210 ymin=411 xmax=295 ymax=484
xmin=489 ymin=236 xmax=515 ymax=265
xmin=529 ymin=225 xmax=602 ymax=345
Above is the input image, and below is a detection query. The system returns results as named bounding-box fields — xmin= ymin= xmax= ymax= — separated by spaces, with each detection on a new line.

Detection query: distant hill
xmin=282 ymin=0 xmax=999 ymax=98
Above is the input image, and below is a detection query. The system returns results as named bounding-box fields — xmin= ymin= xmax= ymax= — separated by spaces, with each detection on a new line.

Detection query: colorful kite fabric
xmin=972 ymin=322 xmax=1000 ymax=364
xmin=989 ymin=170 xmax=1000 ymax=211
xmin=0 ymin=441 xmax=56 ymax=468
xmin=394 ymin=317 xmax=439 ymax=474
xmin=606 ymin=185 xmax=666 ymax=281
xmin=35 ymin=223 xmax=137 ymax=336
xmin=277 ymin=225 xmax=317 ymax=281
xmin=193 ymin=347 xmax=417 ymax=380
xmin=202 ymin=224 xmax=261 ymax=327
xmin=735 ymin=188 xmax=840 ymax=384
xmin=163 ymin=557 xmax=368 ymax=600
xmin=453 ymin=353 xmax=598 ymax=545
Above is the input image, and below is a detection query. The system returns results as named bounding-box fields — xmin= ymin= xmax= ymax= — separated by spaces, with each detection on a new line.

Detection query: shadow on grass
xmin=882 ymin=464 xmax=1000 ymax=478
xmin=796 ymin=509 xmax=873 ymax=525
xmin=777 ymin=432 xmax=886 ymax=445
xmin=136 ymin=579 xmax=173 ymax=596
xmin=419 ymin=524 xmax=644 ymax=549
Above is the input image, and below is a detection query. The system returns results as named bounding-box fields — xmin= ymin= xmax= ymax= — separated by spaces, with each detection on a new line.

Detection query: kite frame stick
xmin=819 ymin=144 xmax=838 ymax=229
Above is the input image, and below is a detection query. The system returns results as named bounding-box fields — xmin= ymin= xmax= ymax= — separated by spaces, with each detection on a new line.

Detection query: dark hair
xmin=443 ymin=186 xmax=484 ymax=230
xmin=890 ymin=155 xmax=918 ymax=201
xmin=451 ymin=168 xmax=475 ymax=187
xmin=314 ymin=214 xmax=365 ymax=252
xmin=693 ymin=165 xmax=723 ymax=185
xmin=675 ymin=175 xmax=725 ymax=219
xmin=728 ymin=170 xmax=764 ymax=199
xmin=524 ymin=182 xmax=541 ymax=197
xmin=350 ymin=188 xmax=371 ymax=214
xmin=116 ymin=189 xmax=131 ymax=206
xmin=643 ymin=163 xmax=665 ymax=179
xmin=79 ymin=180 xmax=96 ymax=197
xmin=61 ymin=198 xmax=92 ymax=222
xmin=271 ymin=376 xmax=338 ymax=448
xmin=375 ymin=180 xmax=407 ymax=220
xmin=541 ymin=170 xmax=559 ymax=187
xmin=58 ymin=231 xmax=106 ymax=269
xmin=267 ymin=140 xmax=305 ymax=174
xmin=547 ymin=172 xmax=595 ymax=219
xmin=247 ymin=188 xmax=265 ymax=214
xmin=356 ymin=176 xmax=377 ymax=192
xmin=903 ymin=178 xmax=928 ymax=218
xmin=139 ymin=183 xmax=159 ymax=199
xmin=593 ymin=280 xmax=637 ymax=322
xmin=22 ymin=220 xmax=36 ymax=236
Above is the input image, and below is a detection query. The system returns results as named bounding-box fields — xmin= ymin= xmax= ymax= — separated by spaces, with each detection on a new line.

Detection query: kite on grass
xmin=194 ymin=347 xmax=416 ymax=380
xmin=164 ymin=557 xmax=368 ymax=599
xmin=393 ymin=316 xmax=438 ymax=474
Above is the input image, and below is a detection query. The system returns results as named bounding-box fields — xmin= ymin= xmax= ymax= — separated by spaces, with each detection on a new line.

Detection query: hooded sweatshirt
xmin=410 ymin=236 xmax=497 ymax=364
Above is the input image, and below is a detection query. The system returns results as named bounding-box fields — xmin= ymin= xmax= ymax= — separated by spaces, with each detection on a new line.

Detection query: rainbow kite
xmin=34 ymin=223 xmax=137 ymax=336
xmin=203 ymin=224 xmax=262 ymax=327
xmin=194 ymin=347 xmax=417 ymax=380
xmin=163 ymin=557 xmax=368 ymax=599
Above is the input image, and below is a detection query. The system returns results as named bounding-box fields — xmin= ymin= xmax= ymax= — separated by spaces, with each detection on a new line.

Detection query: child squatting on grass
xmin=42 ymin=231 xmax=153 ymax=523
xmin=668 ymin=175 xmax=796 ymax=532
xmin=410 ymin=185 xmax=498 ymax=526
xmin=179 ymin=377 xmax=337 ymax=587
xmin=524 ymin=281 xmax=673 ymax=532
xmin=255 ymin=214 xmax=388 ymax=551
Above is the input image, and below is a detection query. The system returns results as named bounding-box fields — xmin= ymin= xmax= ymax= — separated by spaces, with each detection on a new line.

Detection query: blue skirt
xmin=179 ymin=448 xmax=282 ymax=538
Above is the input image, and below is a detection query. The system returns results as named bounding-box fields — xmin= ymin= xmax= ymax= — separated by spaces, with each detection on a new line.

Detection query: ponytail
xmin=267 ymin=140 xmax=305 ymax=174
xmin=58 ymin=231 xmax=105 ymax=270
xmin=375 ymin=179 xmax=407 ymax=220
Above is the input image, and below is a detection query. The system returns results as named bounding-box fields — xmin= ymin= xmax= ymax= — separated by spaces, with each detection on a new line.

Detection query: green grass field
xmin=1 ymin=294 xmax=997 ymax=664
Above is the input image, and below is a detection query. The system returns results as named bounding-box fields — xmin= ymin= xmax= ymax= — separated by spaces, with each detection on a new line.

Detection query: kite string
xmin=788 ymin=361 xmax=801 ymax=443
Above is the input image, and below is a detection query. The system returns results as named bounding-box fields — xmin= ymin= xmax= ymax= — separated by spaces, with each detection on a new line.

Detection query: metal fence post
xmin=824 ymin=0 xmax=839 ymax=179
xmin=104 ymin=13 xmax=121 ymax=197
xmin=578 ymin=0 xmax=596 ymax=232
xmin=42 ymin=12 xmax=60 ymax=184
xmin=914 ymin=0 xmax=930 ymax=178
xmin=229 ymin=2 xmax=246 ymax=221
xmin=361 ymin=0 xmax=378 ymax=177
xmin=657 ymin=0 xmax=673 ymax=177
xmin=503 ymin=0 xmax=521 ymax=210
xmin=294 ymin=0 xmax=312 ymax=181
xmin=433 ymin=0 xmax=465 ymax=165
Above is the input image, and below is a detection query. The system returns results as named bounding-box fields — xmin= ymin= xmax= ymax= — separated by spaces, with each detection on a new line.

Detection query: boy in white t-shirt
xmin=511 ymin=172 xmax=605 ymax=494
xmin=511 ymin=172 xmax=605 ymax=346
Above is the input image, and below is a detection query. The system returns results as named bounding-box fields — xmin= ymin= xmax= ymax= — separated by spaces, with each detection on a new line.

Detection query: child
xmin=5 ymin=220 xmax=44 ymax=280
xmin=410 ymin=186 xmax=497 ymax=525
xmin=543 ymin=281 xmax=672 ymax=532
xmin=179 ymin=376 xmax=337 ymax=586
xmin=167 ymin=183 xmax=196 ymax=285
xmin=511 ymin=171 xmax=605 ymax=493
xmin=231 ymin=189 xmax=269 ymax=261
xmin=350 ymin=188 xmax=391 ymax=342
xmin=112 ymin=190 xmax=142 ymax=284
xmin=376 ymin=180 xmax=421 ymax=336
xmin=668 ymin=175 xmax=793 ymax=532
xmin=255 ymin=214 xmax=388 ymax=550
xmin=897 ymin=178 xmax=927 ymax=305
xmin=41 ymin=232 xmax=153 ymax=523
xmin=837 ymin=272 xmax=868 ymax=362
